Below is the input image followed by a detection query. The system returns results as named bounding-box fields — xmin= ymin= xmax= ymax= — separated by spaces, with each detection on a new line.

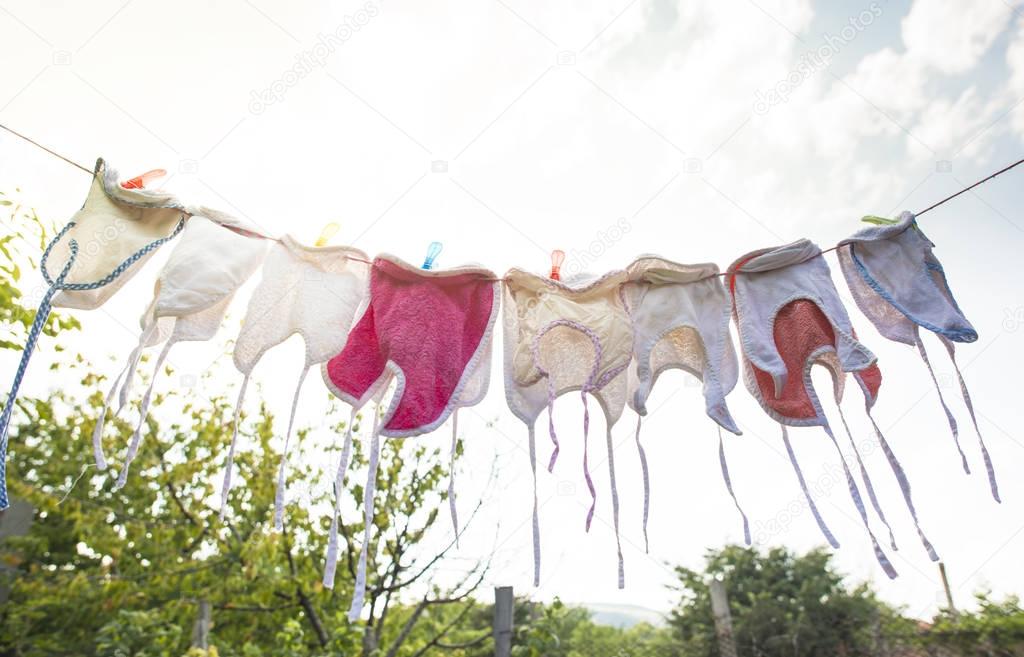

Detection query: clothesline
xmin=2 ymin=122 xmax=1022 ymax=283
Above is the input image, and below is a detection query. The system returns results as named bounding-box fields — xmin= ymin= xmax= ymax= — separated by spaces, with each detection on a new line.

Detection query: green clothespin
xmin=860 ymin=215 xmax=899 ymax=225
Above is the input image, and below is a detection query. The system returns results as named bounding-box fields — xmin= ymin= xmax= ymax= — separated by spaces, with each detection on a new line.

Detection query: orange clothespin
xmin=549 ymin=250 xmax=565 ymax=280
xmin=121 ymin=169 xmax=167 ymax=189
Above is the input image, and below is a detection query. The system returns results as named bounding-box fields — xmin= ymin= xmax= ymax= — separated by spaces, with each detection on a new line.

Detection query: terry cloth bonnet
xmin=324 ymin=254 xmax=499 ymax=620
xmin=622 ymin=256 xmax=746 ymax=551
xmin=729 ymin=239 xmax=931 ymax=580
xmin=502 ymin=266 xmax=632 ymax=590
xmin=0 ymin=159 xmax=190 ymax=510
xmin=837 ymin=211 xmax=998 ymax=502
xmin=222 ymin=236 xmax=370 ymax=534
xmin=47 ymin=159 xmax=190 ymax=310
xmin=92 ymin=213 xmax=268 ymax=490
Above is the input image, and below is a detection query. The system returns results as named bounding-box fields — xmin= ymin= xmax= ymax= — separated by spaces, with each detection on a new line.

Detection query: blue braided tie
xmin=0 ymin=214 xmax=186 ymax=510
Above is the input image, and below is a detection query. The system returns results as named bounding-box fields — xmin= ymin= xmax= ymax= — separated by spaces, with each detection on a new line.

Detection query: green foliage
xmin=668 ymin=545 xmax=906 ymax=657
xmin=96 ymin=609 xmax=185 ymax=657
xmin=0 ymin=190 xmax=79 ymax=353
xmin=511 ymin=598 xmax=674 ymax=657
xmin=925 ymin=593 xmax=1024 ymax=655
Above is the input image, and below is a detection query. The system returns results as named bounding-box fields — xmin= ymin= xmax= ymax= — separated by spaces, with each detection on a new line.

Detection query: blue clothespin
xmin=422 ymin=241 xmax=443 ymax=270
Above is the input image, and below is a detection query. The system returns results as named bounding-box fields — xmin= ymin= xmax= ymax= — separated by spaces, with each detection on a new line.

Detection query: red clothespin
xmin=549 ymin=250 xmax=565 ymax=280
xmin=121 ymin=169 xmax=167 ymax=189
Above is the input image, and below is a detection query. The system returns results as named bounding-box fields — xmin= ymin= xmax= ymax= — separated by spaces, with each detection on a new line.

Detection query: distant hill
xmin=585 ymin=603 xmax=668 ymax=629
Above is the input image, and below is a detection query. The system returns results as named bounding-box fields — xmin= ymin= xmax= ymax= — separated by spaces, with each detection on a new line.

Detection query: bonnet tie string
xmin=781 ymin=425 xmax=839 ymax=549
xmin=605 ymin=425 xmax=625 ymax=589
xmin=219 ymin=373 xmax=250 ymax=520
xmin=323 ymin=407 xmax=357 ymax=588
xmin=582 ymin=390 xmax=597 ymax=532
xmin=718 ymin=426 xmax=751 ymax=545
xmin=448 ymin=409 xmax=460 ymax=546
xmin=0 ymin=215 xmax=185 ymax=509
xmin=941 ymin=337 xmax=1000 ymax=502
xmin=635 ymin=415 xmax=651 ymax=553
xmin=531 ymin=320 xmax=604 ymax=474
xmin=348 ymin=409 xmax=382 ymax=622
xmin=0 ymin=231 xmax=79 ymax=510
xmin=117 ymin=317 xmax=160 ymax=413
xmin=92 ymin=359 xmax=130 ymax=471
xmin=274 ymin=365 xmax=311 ymax=531
xmin=821 ymin=421 xmax=898 ymax=579
xmin=621 ymin=288 xmax=649 ymax=554
xmin=544 ymin=379 xmax=560 ymax=473
xmin=528 ymin=423 xmax=541 ymax=586
xmin=865 ymin=410 xmax=939 ymax=561
xmin=530 ymin=319 xmax=604 ymax=529
xmin=915 ymin=333 xmax=969 ymax=474
xmin=836 ymin=404 xmax=897 ymax=551
xmin=92 ymin=313 xmax=159 ymax=470
xmin=114 ymin=339 xmax=172 ymax=490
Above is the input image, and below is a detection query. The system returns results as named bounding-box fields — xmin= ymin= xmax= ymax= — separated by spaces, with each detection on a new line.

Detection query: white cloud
xmin=914 ymin=86 xmax=1002 ymax=159
xmin=1006 ymin=16 xmax=1024 ymax=139
xmin=902 ymin=0 xmax=1012 ymax=74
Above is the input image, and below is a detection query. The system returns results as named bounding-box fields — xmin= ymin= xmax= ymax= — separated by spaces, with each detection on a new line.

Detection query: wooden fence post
xmin=192 ymin=599 xmax=211 ymax=649
xmin=710 ymin=578 xmax=738 ymax=657
xmin=494 ymin=586 xmax=513 ymax=657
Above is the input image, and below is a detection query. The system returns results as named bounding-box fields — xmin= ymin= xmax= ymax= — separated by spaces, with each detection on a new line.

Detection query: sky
xmin=1 ymin=0 xmax=1023 ymax=622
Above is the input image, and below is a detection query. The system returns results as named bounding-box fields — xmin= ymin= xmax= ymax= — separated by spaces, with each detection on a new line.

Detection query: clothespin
xmin=549 ymin=249 xmax=565 ymax=280
xmin=861 ymin=214 xmax=922 ymax=235
xmin=121 ymin=169 xmax=167 ymax=190
xmin=315 ymin=222 xmax=340 ymax=247
xmin=422 ymin=241 xmax=443 ymax=270
xmin=860 ymin=215 xmax=899 ymax=226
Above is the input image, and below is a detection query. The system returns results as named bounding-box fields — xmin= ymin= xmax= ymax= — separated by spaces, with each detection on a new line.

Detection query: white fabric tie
xmin=348 ymin=410 xmax=382 ymax=622
xmin=323 ymin=407 xmax=358 ymax=589
xmin=274 ymin=366 xmax=311 ymax=531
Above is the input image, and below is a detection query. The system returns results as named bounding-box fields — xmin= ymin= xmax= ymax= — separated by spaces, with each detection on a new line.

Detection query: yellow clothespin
xmin=315 ymin=222 xmax=340 ymax=247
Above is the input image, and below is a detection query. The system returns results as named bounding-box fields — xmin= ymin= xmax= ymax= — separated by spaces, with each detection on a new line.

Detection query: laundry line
xmin=2 ymin=122 xmax=1022 ymax=284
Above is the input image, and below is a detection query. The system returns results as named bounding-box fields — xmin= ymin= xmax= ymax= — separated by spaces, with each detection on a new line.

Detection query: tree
xmin=0 ymin=193 xmax=494 ymax=656
xmin=668 ymin=545 xmax=906 ymax=657
xmin=924 ymin=593 xmax=1024 ymax=656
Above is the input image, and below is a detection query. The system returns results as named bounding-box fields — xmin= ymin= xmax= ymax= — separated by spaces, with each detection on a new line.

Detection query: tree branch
xmin=408 ymin=599 xmax=479 ymax=657
xmin=383 ymin=598 xmax=430 ymax=657
xmin=381 ymin=497 xmax=485 ymax=594
xmin=283 ymin=522 xmax=330 ymax=648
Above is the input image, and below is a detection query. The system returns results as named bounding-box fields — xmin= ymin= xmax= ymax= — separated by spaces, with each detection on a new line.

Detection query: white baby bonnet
xmin=93 ymin=214 xmax=267 ymax=489
xmin=46 ymin=159 xmax=189 ymax=310
xmin=502 ymin=267 xmax=632 ymax=589
xmin=222 ymin=236 xmax=370 ymax=529
xmin=621 ymin=256 xmax=745 ymax=549
xmin=838 ymin=212 xmax=998 ymax=502
xmin=623 ymin=256 xmax=739 ymax=430
xmin=728 ymin=239 xmax=901 ymax=579
xmin=730 ymin=238 xmax=876 ymax=412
